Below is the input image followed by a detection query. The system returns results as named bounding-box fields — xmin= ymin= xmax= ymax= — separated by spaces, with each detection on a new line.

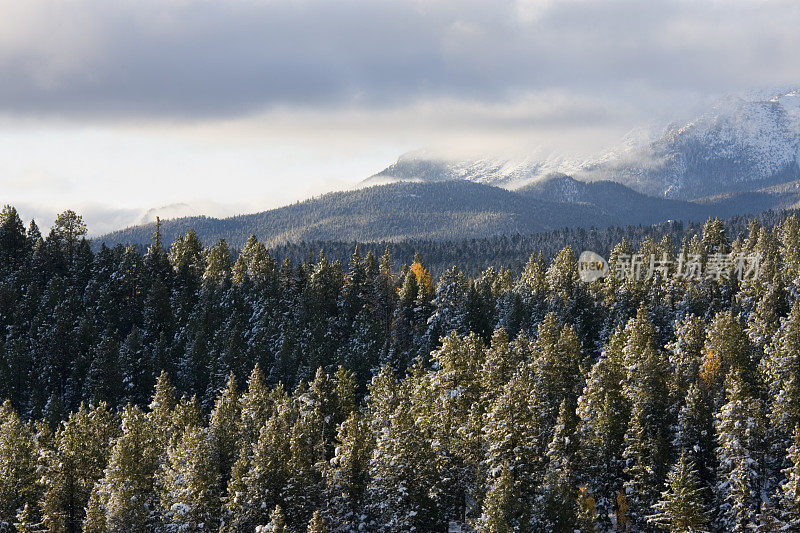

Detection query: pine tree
xmin=0 ymin=204 xmax=27 ymax=270
xmin=204 ymin=239 xmax=233 ymax=283
xmin=237 ymin=365 xmax=273 ymax=451
xmin=766 ymin=301 xmax=800 ymax=446
xmin=715 ymin=370 xmax=767 ymax=532
xmin=753 ymin=498 xmax=782 ymax=533
xmin=779 ymin=426 xmax=800 ymax=529
xmin=83 ymin=487 xmax=108 ymax=533
xmin=621 ymin=310 xmax=672 ymax=528
xmin=233 ymin=235 xmax=275 ymax=284
xmin=702 ymin=311 xmax=754 ymax=395
xmin=210 ymin=374 xmax=241 ymax=492
xmin=530 ymin=314 xmax=583 ymax=452
xmin=93 ymin=405 xmax=160 ymax=533
xmin=480 ymin=329 xmax=528 ymax=411
xmin=157 ymin=425 xmax=221 ymax=531
xmin=426 ymin=266 xmax=470 ymax=344
xmin=575 ymin=328 xmax=629 ymax=531
xmin=674 ymin=382 xmax=716 ymax=506
xmin=0 ymin=401 xmax=38 ymax=528
xmin=367 ymin=395 xmax=439 ymax=531
xmin=148 ymin=370 xmax=178 ymax=450
xmin=481 ymin=368 xmax=538 ymax=529
xmin=169 ymin=230 xmax=206 ymax=281
xmin=306 ymin=510 xmax=327 ymax=533
xmin=49 ymin=210 xmax=87 ymax=265
xmin=576 ymin=486 xmax=599 ymax=533
xmin=308 ymin=367 xmax=341 ymax=461
xmin=474 ymin=464 xmax=513 ymax=533
xmin=667 ymin=314 xmax=706 ymax=406
xmin=119 ymin=327 xmax=151 ymax=407
xmin=365 ymin=365 xmax=398 ymax=434
xmin=84 ymin=329 xmax=122 ymax=407
xmin=255 ymin=505 xmax=285 ymax=533
xmin=536 ymin=398 xmax=579 ymax=532
xmin=284 ymin=394 xmax=326 ymax=526
xmin=647 ymin=452 xmax=710 ymax=532
xmin=326 ymin=412 xmax=371 ymax=532
xmin=422 ymin=331 xmax=486 ymax=523
xmin=228 ymin=412 xmax=291 ymax=531
xmin=15 ymin=502 xmax=45 ymax=533
xmin=40 ymin=403 xmax=118 ymax=533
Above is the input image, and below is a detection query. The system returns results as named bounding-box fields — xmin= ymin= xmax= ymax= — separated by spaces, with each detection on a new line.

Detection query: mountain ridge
xmin=363 ymin=89 xmax=800 ymax=200
xmin=96 ymin=178 xmax=776 ymax=249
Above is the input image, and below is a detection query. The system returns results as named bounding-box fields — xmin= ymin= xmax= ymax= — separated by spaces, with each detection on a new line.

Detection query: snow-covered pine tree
xmin=157 ymin=425 xmax=221 ymax=531
xmin=366 ymin=394 xmax=439 ymax=531
xmin=674 ymin=382 xmax=716 ymax=508
xmin=715 ymin=370 xmax=767 ymax=532
xmin=647 ymin=451 xmax=710 ymax=532
xmin=325 ymin=412 xmax=371 ymax=532
xmin=39 ymin=403 xmax=118 ymax=533
xmin=254 ymin=505 xmax=285 ymax=533
xmin=779 ymin=425 xmax=800 ymax=529
xmin=0 ymin=401 xmax=39 ymax=529
xmin=481 ymin=367 xmax=538 ymax=529
xmin=535 ymin=398 xmax=580 ymax=532
xmin=575 ymin=327 xmax=630 ymax=531
xmin=474 ymin=463 xmax=513 ymax=533
xmin=621 ymin=309 xmax=672 ymax=528
xmin=306 ymin=510 xmax=327 ymax=533
xmin=210 ymin=373 xmax=241 ymax=494
xmin=93 ymin=405 xmax=161 ymax=532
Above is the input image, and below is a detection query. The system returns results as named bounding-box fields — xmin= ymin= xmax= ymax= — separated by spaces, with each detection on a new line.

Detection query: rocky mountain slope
xmin=364 ymin=90 xmax=800 ymax=200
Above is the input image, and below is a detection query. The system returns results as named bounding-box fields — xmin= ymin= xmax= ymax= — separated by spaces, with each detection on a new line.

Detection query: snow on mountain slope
xmin=578 ymin=90 xmax=800 ymax=199
xmin=363 ymin=90 xmax=800 ymax=201
xmin=362 ymin=150 xmax=575 ymax=190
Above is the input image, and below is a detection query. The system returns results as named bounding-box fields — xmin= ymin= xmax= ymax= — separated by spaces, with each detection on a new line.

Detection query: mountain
xmin=580 ymin=91 xmax=800 ymax=199
xmin=99 ymin=90 xmax=800 ymax=248
xmin=98 ymin=179 xmax=742 ymax=249
xmin=362 ymin=151 xmax=570 ymax=189
xmin=517 ymin=174 xmax=711 ymax=222
xmin=96 ymin=181 xmax=596 ymax=248
xmin=694 ymin=178 xmax=800 ymax=218
xmin=364 ymin=90 xmax=800 ymax=201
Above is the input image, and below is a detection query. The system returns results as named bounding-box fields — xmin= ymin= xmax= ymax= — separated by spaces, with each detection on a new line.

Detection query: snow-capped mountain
xmin=364 ymin=90 xmax=800 ymax=201
xmin=362 ymin=150 xmax=575 ymax=190
xmin=580 ymin=90 xmax=800 ymax=199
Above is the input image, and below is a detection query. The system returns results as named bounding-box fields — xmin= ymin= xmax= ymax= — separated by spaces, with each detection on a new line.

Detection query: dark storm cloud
xmin=1 ymin=0 xmax=798 ymax=120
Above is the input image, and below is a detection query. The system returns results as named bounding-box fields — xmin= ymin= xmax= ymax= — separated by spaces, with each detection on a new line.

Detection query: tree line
xmin=1 ymin=204 xmax=800 ymax=531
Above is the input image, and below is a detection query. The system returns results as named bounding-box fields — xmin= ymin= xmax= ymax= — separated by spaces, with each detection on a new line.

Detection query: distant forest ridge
xmin=95 ymin=177 xmax=800 ymax=254
xmin=98 ymin=207 xmax=798 ymax=276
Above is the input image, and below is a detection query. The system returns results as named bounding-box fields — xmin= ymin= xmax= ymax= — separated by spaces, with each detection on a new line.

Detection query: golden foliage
xmin=410 ymin=261 xmax=433 ymax=294
xmin=700 ymin=350 xmax=722 ymax=387
xmin=577 ymin=486 xmax=598 ymax=530
xmin=616 ymin=491 xmax=630 ymax=531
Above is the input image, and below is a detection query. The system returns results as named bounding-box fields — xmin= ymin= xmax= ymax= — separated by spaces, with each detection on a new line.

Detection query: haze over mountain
xmin=97 ymin=90 xmax=800 ymax=248
xmin=364 ymin=90 xmax=800 ymax=200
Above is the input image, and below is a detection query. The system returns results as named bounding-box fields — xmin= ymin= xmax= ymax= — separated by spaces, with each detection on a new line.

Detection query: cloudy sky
xmin=2 ymin=0 xmax=799 ymax=234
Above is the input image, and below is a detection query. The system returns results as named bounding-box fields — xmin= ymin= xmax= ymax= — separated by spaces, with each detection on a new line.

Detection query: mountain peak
xmin=359 ymin=89 xmax=800 ymax=204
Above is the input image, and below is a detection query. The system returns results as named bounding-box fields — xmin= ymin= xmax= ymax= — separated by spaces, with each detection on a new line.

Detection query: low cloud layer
xmin=1 ymin=0 xmax=798 ymax=122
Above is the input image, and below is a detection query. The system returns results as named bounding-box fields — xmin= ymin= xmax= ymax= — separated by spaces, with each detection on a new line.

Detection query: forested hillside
xmin=97 ymin=179 xmax=789 ymax=250
xmin=2 ymin=204 xmax=800 ymax=531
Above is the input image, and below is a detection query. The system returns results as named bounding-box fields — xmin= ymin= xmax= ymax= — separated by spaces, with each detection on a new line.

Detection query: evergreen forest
xmin=2 ymin=204 xmax=800 ymax=532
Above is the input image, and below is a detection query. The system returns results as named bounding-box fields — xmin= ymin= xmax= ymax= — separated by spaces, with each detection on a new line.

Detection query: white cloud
xmin=0 ymin=0 xmax=796 ymax=119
